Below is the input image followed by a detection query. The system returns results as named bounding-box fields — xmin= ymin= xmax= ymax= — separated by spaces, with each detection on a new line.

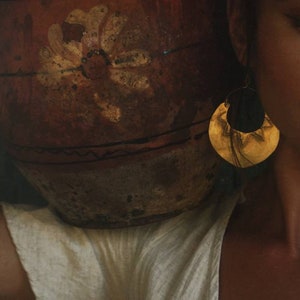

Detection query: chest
xmin=220 ymin=236 xmax=300 ymax=300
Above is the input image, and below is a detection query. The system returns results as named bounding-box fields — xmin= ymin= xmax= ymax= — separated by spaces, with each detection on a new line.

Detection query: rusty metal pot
xmin=0 ymin=0 xmax=222 ymax=228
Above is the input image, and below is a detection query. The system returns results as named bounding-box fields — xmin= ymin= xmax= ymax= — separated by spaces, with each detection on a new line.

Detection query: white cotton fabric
xmin=1 ymin=192 xmax=238 ymax=300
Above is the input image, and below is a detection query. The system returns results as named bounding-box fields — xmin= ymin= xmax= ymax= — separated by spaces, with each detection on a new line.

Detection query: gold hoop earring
xmin=208 ymin=87 xmax=280 ymax=168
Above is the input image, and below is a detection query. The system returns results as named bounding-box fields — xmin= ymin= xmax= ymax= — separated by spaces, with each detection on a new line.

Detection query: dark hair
xmin=211 ymin=0 xmax=258 ymax=103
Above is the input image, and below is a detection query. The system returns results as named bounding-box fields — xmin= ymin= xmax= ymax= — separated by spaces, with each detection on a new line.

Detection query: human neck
xmin=271 ymin=137 xmax=300 ymax=256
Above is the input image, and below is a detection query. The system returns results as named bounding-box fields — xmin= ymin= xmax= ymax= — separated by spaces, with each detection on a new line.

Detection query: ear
xmin=227 ymin=0 xmax=248 ymax=65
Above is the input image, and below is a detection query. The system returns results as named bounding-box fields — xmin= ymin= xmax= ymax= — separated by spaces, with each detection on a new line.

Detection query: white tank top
xmin=1 ymin=192 xmax=238 ymax=300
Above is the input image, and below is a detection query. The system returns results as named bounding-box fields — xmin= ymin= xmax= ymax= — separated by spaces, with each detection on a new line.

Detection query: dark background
xmin=0 ymin=141 xmax=47 ymax=206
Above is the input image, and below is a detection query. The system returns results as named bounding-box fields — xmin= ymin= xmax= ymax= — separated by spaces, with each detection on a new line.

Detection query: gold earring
xmin=208 ymin=86 xmax=280 ymax=168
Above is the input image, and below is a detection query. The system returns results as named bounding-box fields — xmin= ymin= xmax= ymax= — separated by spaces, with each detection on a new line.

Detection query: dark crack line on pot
xmin=0 ymin=42 xmax=202 ymax=78
xmin=5 ymin=118 xmax=210 ymax=152
xmin=8 ymin=135 xmax=198 ymax=165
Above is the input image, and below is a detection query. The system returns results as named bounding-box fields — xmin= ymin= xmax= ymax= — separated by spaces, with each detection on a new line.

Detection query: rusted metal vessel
xmin=0 ymin=0 xmax=223 ymax=228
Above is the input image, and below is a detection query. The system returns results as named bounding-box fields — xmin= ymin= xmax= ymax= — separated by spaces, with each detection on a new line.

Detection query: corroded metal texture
xmin=0 ymin=0 xmax=223 ymax=228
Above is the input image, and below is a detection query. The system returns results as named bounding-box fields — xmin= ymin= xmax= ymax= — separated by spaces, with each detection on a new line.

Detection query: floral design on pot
xmin=38 ymin=4 xmax=152 ymax=125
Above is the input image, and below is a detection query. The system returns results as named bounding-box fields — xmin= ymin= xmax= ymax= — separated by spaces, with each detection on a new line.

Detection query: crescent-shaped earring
xmin=208 ymin=84 xmax=280 ymax=168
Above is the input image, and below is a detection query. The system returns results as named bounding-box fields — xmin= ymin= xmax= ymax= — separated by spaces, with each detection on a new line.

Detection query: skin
xmin=0 ymin=207 xmax=35 ymax=299
xmin=2 ymin=0 xmax=300 ymax=298
xmin=220 ymin=0 xmax=300 ymax=299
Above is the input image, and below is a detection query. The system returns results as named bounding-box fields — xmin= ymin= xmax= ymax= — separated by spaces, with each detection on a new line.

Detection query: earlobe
xmin=227 ymin=0 xmax=248 ymax=65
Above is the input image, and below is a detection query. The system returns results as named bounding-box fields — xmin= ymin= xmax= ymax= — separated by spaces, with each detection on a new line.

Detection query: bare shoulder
xmin=0 ymin=206 xmax=35 ymax=299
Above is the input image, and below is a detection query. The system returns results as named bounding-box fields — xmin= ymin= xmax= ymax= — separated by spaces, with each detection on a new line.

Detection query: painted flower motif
xmin=38 ymin=4 xmax=152 ymax=92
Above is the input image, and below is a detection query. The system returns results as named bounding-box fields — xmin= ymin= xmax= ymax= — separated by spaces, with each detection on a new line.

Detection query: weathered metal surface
xmin=0 ymin=0 xmax=222 ymax=228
